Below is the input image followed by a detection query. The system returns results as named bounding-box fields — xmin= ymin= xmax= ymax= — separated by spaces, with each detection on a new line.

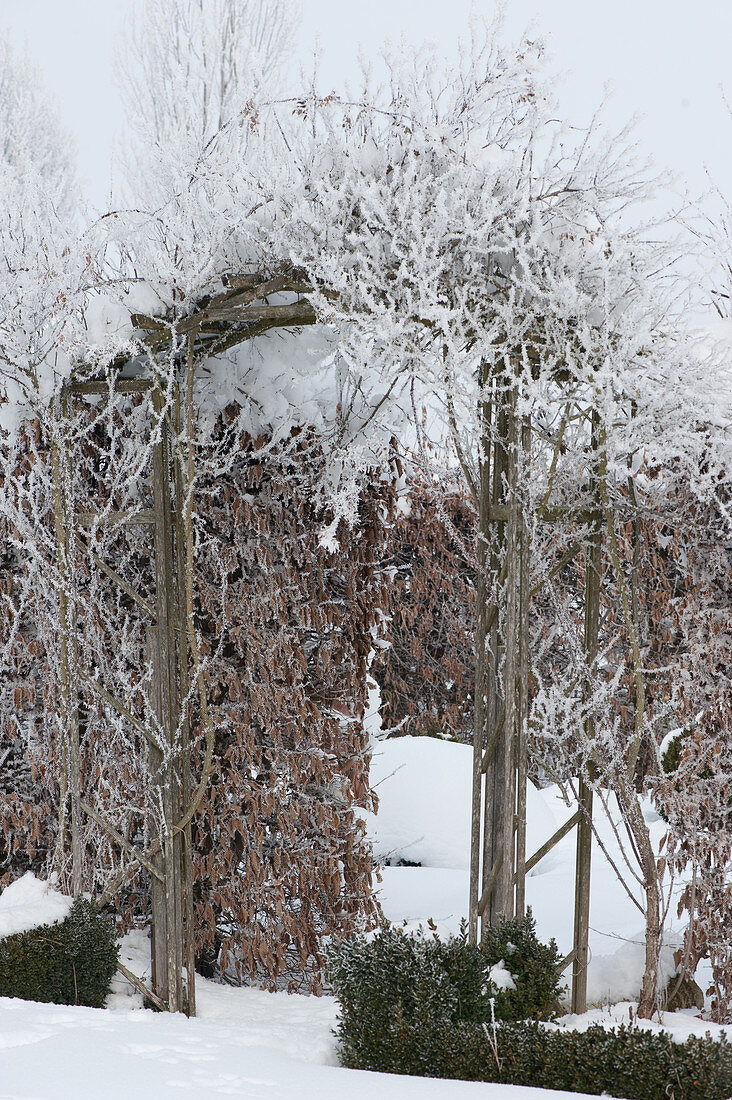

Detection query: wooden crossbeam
xmin=519 ymin=810 xmax=581 ymax=878
xmin=131 ymin=294 xmax=315 ymax=338
xmin=70 ymin=379 xmax=153 ymax=395
xmin=489 ymin=504 xmax=592 ymax=525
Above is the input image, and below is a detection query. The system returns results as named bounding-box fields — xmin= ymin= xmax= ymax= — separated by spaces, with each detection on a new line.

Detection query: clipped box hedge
xmin=328 ymin=919 xmax=732 ymax=1100
xmin=0 ymin=897 xmax=119 ymax=1008
xmin=328 ymin=913 xmax=562 ymax=1069
xmin=365 ymin=1017 xmax=732 ymax=1100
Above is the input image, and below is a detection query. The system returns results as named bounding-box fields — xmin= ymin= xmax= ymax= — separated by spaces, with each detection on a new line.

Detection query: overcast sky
xmin=2 ymin=0 xmax=731 ymax=211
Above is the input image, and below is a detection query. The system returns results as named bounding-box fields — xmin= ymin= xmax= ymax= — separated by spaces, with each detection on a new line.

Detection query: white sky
xmin=2 ymin=0 xmax=731 ymax=211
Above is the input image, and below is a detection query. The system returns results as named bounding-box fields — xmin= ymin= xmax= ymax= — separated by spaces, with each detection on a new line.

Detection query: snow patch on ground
xmin=0 ymin=988 xmax=604 ymax=1100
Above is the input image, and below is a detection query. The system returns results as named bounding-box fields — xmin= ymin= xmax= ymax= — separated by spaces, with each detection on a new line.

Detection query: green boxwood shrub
xmin=372 ymin=1018 xmax=732 ymax=1100
xmin=0 ymin=898 xmax=119 ymax=1008
xmin=327 ymin=913 xmax=562 ymax=1069
xmin=480 ymin=909 xmax=562 ymax=1020
xmin=328 ymin=917 xmax=732 ymax=1098
xmin=661 ymin=731 xmax=687 ymax=775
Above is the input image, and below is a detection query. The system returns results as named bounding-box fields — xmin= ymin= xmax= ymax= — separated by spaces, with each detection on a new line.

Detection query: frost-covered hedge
xmin=0 ymin=898 xmax=118 ymax=1007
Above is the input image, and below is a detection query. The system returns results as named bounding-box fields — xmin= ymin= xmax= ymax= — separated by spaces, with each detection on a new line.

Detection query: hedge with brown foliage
xmin=0 ymin=406 xmax=391 ymax=991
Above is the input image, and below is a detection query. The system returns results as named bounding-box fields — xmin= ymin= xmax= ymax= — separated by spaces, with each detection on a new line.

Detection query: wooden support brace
xmin=78 ymin=798 xmax=163 ymax=882
xmin=75 ymin=533 xmax=157 ymax=621
xmin=192 ymin=301 xmax=316 ymax=327
xmin=79 ymin=671 xmax=161 ymax=751
xmin=529 ymin=542 xmax=584 ymax=599
xmin=132 ymin=299 xmax=316 ymax=336
xmin=520 ymin=811 xmax=581 ymax=878
xmin=116 ymin=963 xmax=166 ymax=1011
xmin=480 ymin=704 xmax=506 ymax=774
xmin=558 ymin=946 xmax=578 ymax=974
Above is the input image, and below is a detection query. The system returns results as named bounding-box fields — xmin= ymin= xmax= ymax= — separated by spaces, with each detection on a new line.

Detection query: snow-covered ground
xmin=1 ymin=734 xmax=729 ymax=1100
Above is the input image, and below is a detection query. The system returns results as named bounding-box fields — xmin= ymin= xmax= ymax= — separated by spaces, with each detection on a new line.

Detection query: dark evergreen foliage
xmin=479 ymin=909 xmax=562 ymax=1021
xmin=329 ymin=917 xmax=732 ymax=1097
xmin=327 ymin=913 xmax=561 ymax=1068
xmin=0 ymin=898 xmax=118 ymax=1008
xmin=338 ymin=1016 xmax=732 ymax=1100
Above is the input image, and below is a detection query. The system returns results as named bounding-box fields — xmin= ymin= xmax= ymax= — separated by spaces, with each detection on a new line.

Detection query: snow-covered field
xmin=1 ymin=735 xmax=729 ymax=1100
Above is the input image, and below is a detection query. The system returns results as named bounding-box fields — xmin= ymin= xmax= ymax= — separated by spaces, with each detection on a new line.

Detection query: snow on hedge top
xmin=0 ymin=873 xmax=73 ymax=940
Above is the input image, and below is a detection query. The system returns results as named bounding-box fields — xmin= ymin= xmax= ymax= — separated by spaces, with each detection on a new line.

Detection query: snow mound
xmin=363 ymin=735 xmax=705 ymax=1010
xmin=364 ymin=735 xmax=557 ymax=872
xmin=586 ymin=932 xmax=677 ymax=1007
xmin=364 ymin=735 xmax=472 ymax=869
xmin=0 ymin=873 xmax=73 ymax=940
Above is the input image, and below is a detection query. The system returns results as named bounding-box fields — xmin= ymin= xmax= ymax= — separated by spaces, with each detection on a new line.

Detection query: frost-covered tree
xmin=0 ymin=30 xmax=80 ymax=221
xmin=115 ymin=0 xmax=299 ymax=206
xmin=1 ymin=0 xmax=386 ymax=1005
xmin=642 ymin=210 xmax=732 ymax=1022
xmin=251 ymin=18 xmax=727 ymax=1015
xmin=0 ymin=29 xmax=93 ymax=894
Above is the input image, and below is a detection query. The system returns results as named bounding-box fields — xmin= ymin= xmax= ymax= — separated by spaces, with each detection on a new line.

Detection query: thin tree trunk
xmin=572 ymin=410 xmax=601 ymax=1014
xmin=596 ymin=424 xmax=660 ymax=1018
xmin=515 ymin=416 xmax=531 ymax=918
xmin=493 ymin=380 xmax=518 ymax=919
xmin=50 ymin=389 xmax=82 ymax=896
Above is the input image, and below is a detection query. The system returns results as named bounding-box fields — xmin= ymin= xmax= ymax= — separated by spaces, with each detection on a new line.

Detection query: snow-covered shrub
xmin=0 ymin=898 xmax=118 ymax=1008
xmin=328 ymin=916 xmax=560 ymax=1069
xmin=480 ymin=909 xmax=561 ymax=1021
xmin=328 ymin=925 xmax=487 ymax=1071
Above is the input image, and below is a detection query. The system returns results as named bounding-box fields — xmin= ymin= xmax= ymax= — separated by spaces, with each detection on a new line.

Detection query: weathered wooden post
xmin=44 ymin=274 xmax=327 ymax=1012
xmin=50 ymin=386 xmax=82 ymax=897
xmin=469 ymin=376 xmax=598 ymax=1013
xmin=60 ymin=375 xmax=195 ymax=1014
xmin=515 ymin=415 xmax=532 ymax=919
